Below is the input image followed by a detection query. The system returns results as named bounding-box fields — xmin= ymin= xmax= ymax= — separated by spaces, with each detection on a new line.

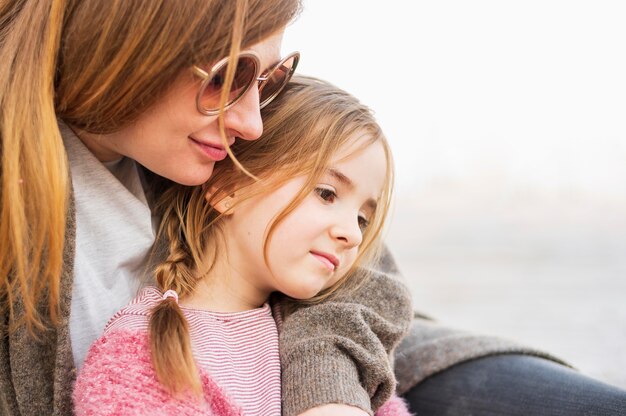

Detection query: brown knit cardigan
xmin=0 ymin=178 xmax=566 ymax=416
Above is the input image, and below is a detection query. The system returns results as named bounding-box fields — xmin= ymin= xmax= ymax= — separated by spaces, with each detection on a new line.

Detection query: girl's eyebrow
xmin=328 ymin=168 xmax=353 ymax=189
xmin=327 ymin=168 xmax=378 ymax=211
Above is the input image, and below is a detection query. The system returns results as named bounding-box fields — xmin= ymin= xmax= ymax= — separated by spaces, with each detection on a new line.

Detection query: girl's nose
xmin=330 ymin=216 xmax=363 ymax=249
xmin=223 ymin=86 xmax=264 ymax=141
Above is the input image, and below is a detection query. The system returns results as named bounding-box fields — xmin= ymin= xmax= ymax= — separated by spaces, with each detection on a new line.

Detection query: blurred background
xmin=283 ymin=0 xmax=626 ymax=388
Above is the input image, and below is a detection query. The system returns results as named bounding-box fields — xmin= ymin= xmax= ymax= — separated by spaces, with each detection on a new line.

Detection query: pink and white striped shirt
xmin=104 ymin=287 xmax=281 ymax=415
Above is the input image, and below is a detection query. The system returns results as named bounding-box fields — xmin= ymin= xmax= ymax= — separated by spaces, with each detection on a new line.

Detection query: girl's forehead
xmin=333 ymin=137 xmax=386 ymax=168
xmin=327 ymin=138 xmax=388 ymax=200
xmin=330 ymin=131 xmax=381 ymax=166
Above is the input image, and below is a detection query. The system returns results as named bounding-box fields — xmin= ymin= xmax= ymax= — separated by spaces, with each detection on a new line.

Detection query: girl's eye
xmin=314 ymin=186 xmax=336 ymax=203
xmin=358 ymin=215 xmax=370 ymax=233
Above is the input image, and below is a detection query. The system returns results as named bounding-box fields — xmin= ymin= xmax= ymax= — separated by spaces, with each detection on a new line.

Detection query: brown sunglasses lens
xmin=199 ymin=55 xmax=258 ymax=112
xmin=259 ymin=54 xmax=299 ymax=108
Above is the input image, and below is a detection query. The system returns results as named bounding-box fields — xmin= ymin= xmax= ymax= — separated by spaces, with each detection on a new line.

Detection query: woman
xmin=1 ymin=1 xmax=412 ymax=415
xmin=3 ymin=2 xmax=620 ymax=416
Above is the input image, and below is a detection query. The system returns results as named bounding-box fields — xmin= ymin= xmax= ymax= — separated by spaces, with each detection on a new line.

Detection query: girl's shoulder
xmin=103 ymin=286 xmax=163 ymax=334
xmin=74 ymin=327 xmax=242 ymax=416
xmin=81 ymin=328 xmax=152 ymax=373
xmin=73 ymin=328 xmax=155 ymax=415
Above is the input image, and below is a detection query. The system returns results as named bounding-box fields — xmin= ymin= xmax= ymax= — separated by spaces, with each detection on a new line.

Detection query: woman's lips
xmin=190 ymin=137 xmax=227 ymax=161
xmin=310 ymin=251 xmax=339 ymax=272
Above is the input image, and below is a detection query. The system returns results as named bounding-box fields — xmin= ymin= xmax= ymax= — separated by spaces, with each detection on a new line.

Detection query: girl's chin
xmin=283 ymin=284 xmax=326 ymax=301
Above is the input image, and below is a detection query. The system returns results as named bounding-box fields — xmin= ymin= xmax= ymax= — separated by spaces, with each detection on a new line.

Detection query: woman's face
xmin=79 ymin=32 xmax=285 ymax=186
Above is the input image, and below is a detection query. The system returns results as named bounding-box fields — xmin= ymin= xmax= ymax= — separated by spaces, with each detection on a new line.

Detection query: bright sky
xmin=283 ymin=1 xmax=626 ymax=199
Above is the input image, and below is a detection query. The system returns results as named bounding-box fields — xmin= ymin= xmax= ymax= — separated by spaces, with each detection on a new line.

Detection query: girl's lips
xmin=190 ymin=137 xmax=227 ymax=161
xmin=310 ymin=251 xmax=339 ymax=272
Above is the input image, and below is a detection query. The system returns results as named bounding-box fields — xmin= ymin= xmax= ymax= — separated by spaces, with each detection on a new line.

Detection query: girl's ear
xmin=205 ymin=186 xmax=235 ymax=216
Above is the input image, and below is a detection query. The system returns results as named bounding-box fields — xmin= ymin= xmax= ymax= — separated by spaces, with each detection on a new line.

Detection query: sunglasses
xmin=192 ymin=51 xmax=300 ymax=116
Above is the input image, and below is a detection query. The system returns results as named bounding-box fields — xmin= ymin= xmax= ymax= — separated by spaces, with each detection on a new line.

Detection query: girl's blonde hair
xmin=150 ymin=75 xmax=395 ymax=394
xmin=0 ymin=0 xmax=301 ymax=333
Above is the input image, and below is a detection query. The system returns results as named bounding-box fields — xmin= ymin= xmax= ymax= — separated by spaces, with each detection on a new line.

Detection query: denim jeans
xmin=402 ymin=355 xmax=626 ymax=416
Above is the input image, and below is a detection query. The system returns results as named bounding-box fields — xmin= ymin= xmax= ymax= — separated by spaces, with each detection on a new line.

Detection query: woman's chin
xmin=158 ymin=163 xmax=215 ymax=186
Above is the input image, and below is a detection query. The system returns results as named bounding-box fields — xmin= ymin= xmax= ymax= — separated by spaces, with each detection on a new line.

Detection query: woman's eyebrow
xmin=327 ymin=168 xmax=378 ymax=211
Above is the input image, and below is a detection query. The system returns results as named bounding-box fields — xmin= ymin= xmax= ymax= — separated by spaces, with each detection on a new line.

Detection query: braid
xmin=149 ymin=186 xmax=202 ymax=395
xmin=154 ymin=199 xmax=196 ymax=295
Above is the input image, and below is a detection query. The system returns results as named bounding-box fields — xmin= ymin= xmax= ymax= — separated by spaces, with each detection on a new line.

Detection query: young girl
xmin=72 ymin=76 xmax=411 ymax=415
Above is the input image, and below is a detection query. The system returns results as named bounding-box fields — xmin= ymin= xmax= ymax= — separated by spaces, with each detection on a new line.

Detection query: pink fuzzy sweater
xmin=74 ymin=327 xmax=411 ymax=415
xmin=73 ymin=329 xmax=242 ymax=415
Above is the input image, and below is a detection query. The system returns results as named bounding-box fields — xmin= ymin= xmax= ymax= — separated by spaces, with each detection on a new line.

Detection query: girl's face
xmin=77 ymin=32 xmax=284 ymax=186
xmin=219 ymin=135 xmax=388 ymax=304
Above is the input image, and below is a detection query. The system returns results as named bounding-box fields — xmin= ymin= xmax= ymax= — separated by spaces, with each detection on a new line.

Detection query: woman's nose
xmin=223 ymin=86 xmax=264 ymax=141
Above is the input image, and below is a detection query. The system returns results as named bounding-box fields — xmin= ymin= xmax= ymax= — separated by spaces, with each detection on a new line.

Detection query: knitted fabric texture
xmin=73 ymin=329 xmax=241 ymax=416
xmin=393 ymin=315 xmax=572 ymax=395
xmin=279 ymin=266 xmax=414 ymax=416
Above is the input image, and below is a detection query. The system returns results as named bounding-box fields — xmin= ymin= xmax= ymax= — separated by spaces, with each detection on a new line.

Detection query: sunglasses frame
xmin=192 ymin=51 xmax=300 ymax=116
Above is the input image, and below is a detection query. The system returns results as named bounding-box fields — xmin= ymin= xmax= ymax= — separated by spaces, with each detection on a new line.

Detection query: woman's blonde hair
xmin=0 ymin=0 xmax=301 ymax=333
xmin=149 ymin=75 xmax=395 ymax=394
